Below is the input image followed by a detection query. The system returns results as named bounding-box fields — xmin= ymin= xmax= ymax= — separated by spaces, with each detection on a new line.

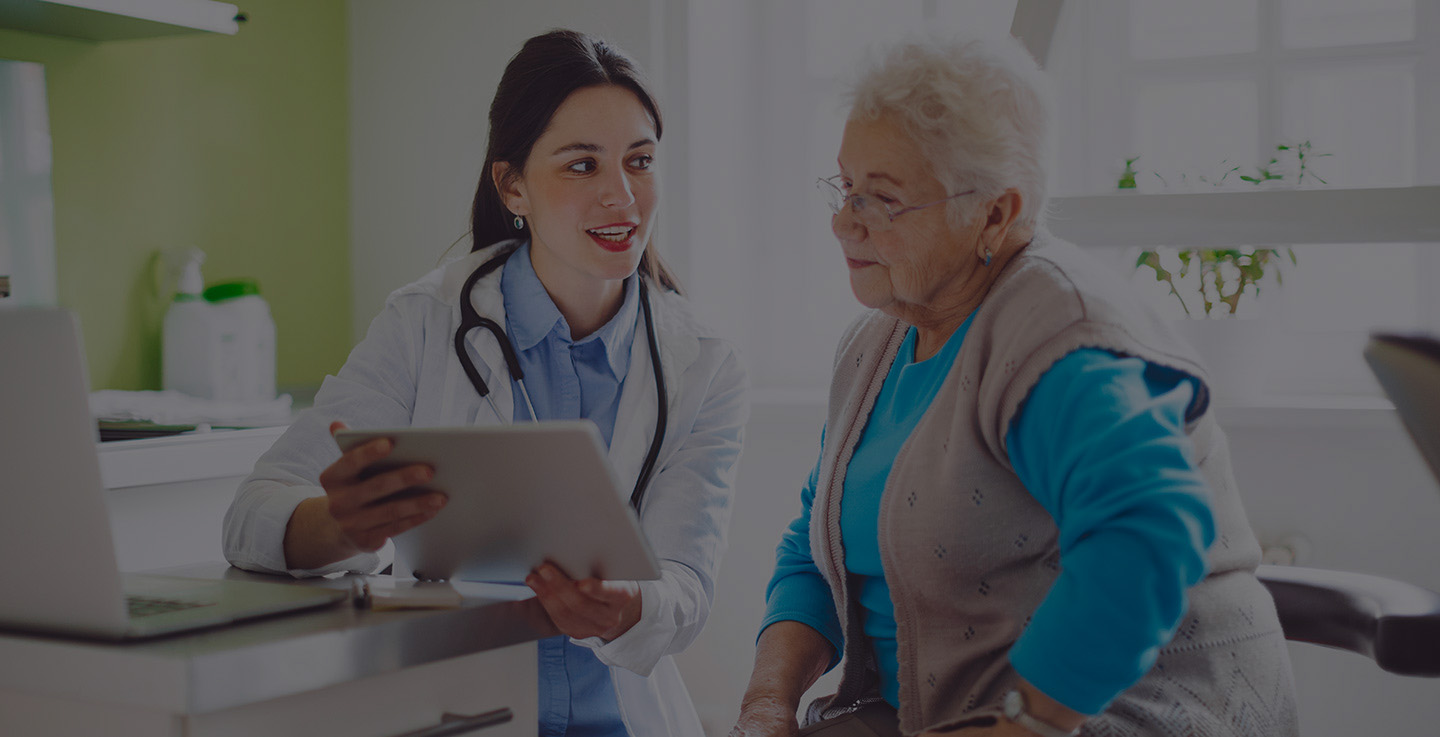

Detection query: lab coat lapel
xmin=608 ymin=287 xmax=700 ymax=507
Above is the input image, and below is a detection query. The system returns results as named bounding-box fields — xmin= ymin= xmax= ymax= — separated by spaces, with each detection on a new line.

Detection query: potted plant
xmin=1123 ymin=142 xmax=1329 ymax=398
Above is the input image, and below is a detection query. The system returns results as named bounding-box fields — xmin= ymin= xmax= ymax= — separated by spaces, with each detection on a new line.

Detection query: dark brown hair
xmin=471 ymin=29 xmax=682 ymax=293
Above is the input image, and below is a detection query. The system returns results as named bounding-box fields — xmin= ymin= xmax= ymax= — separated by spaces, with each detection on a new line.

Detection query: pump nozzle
xmin=164 ymin=247 xmax=207 ymax=301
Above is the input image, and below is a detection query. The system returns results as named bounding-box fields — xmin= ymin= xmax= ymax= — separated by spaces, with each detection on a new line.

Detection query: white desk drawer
xmin=0 ymin=642 xmax=537 ymax=737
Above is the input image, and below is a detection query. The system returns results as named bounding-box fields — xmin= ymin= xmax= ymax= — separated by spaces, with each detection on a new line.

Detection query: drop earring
xmin=981 ymin=247 xmax=993 ymax=267
xmin=513 ymin=215 xmax=525 ymax=230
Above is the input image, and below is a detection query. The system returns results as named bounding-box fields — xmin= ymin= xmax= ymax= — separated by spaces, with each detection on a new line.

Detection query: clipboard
xmin=335 ymin=422 xmax=661 ymax=583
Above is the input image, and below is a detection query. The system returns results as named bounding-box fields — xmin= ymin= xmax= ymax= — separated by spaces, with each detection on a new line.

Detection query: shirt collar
xmin=500 ymin=241 xmax=640 ymax=379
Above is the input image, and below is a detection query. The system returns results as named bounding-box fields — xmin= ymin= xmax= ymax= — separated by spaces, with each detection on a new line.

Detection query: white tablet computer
xmin=334 ymin=422 xmax=660 ymax=583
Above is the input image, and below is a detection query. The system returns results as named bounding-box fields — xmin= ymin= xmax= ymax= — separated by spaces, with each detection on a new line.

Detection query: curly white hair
xmin=846 ymin=33 xmax=1055 ymax=230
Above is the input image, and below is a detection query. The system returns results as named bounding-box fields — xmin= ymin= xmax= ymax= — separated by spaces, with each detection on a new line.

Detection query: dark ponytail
xmin=471 ymin=29 xmax=683 ymax=294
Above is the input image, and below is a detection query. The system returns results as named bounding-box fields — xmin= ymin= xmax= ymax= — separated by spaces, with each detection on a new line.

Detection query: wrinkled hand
xmin=919 ymin=724 xmax=1027 ymax=737
xmin=729 ymin=695 xmax=800 ymax=737
xmin=525 ymin=562 xmax=642 ymax=641
xmin=920 ymin=713 xmax=1061 ymax=736
xmin=317 ymin=421 xmax=447 ymax=553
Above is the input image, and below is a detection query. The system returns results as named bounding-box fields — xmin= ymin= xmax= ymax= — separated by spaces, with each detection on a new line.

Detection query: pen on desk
xmin=350 ymin=578 xmax=371 ymax=609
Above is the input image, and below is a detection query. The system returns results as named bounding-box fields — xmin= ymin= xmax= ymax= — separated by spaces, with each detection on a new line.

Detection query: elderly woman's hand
xmin=729 ymin=694 xmax=800 ymax=737
xmin=525 ymin=561 xmax=642 ymax=641
xmin=918 ymin=721 xmax=1037 ymax=736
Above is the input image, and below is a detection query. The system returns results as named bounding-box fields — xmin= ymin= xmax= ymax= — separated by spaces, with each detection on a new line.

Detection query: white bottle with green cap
xmin=204 ymin=278 xmax=276 ymax=401
xmin=162 ymin=249 xmax=223 ymax=398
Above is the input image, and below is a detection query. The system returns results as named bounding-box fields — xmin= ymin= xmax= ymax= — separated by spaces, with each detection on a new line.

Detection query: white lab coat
xmin=222 ymin=244 xmax=749 ymax=737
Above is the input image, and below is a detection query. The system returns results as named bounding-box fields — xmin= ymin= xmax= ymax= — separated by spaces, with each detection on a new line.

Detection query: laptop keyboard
xmin=125 ymin=595 xmax=215 ymax=618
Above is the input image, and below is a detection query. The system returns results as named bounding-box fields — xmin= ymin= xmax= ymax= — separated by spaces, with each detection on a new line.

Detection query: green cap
xmin=203 ymin=279 xmax=261 ymax=303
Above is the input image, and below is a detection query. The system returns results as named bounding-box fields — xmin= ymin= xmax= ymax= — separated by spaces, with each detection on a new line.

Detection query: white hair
xmin=846 ymin=33 xmax=1055 ymax=230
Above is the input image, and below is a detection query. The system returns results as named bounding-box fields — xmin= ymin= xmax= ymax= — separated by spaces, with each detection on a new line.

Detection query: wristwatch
xmin=1002 ymin=689 xmax=1081 ymax=737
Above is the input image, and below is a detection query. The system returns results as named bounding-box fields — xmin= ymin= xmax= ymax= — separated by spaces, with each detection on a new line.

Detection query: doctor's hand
xmin=525 ymin=562 xmax=642 ymax=642
xmin=316 ymin=421 xmax=447 ymax=554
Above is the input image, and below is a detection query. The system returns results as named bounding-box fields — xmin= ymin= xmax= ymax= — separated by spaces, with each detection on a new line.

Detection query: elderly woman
xmin=730 ymin=35 xmax=1298 ymax=737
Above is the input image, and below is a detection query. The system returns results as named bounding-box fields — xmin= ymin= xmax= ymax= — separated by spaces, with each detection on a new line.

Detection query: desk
xmin=0 ymin=563 xmax=556 ymax=737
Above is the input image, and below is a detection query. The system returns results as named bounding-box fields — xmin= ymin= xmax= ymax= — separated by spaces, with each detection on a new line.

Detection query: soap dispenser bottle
xmin=162 ymin=248 xmax=221 ymax=398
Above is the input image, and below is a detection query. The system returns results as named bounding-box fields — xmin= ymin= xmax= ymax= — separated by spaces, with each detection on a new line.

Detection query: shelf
xmin=0 ymin=0 xmax=240 ymax=41
xmin=1048 ymin=185 xmax=1440 ymax=248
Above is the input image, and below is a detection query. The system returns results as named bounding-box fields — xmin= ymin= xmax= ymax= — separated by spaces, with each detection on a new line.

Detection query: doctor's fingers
xmin=575 ymin=578 xmax=640 ymax=607
xmin=325 ymin=463 xmax=436 ymax=516
xmin=320 ymin=435 xmax=393 ymax=483
xmin=531 ymin=572 xmax=631 ymax=622
xmin=535 ymin=565 xmax=639 ymax=609
xmin=336 ymin=496 xmax=447 ymax=551
xmin=345 ymin=508 xmax=440 ymax=553
xmin=530 ymin=588 xmax=625 ymax=640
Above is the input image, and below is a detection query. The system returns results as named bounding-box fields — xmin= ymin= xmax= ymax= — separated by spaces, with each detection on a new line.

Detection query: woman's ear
xmin=979 ymin=189 xmax=1023 ymax=260
xmin=492 ymin=161 xmax=529 ymax=217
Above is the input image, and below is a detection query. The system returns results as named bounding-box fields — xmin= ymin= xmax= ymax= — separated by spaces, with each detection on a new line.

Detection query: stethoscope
xmin=452 ymin=244 xmax=668 ymax=514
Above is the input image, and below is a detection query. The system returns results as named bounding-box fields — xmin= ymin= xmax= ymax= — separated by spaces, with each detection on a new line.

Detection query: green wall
xmin=0 ymin=0 xmax=349 ymax=391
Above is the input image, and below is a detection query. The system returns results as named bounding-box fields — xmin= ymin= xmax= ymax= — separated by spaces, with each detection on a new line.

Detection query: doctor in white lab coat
xmin=222 ymin=29 xmax=747 ymax=737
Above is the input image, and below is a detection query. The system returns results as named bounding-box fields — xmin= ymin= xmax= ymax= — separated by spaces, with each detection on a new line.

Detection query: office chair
xmin=1257 ymin=564 xmax=1440 ymax=676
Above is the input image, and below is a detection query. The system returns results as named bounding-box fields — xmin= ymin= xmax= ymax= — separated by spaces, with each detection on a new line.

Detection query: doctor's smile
xmin=586 ymin=221 xmax=640 ymax=252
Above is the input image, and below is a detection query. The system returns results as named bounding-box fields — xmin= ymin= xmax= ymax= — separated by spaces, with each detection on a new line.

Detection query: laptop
xmin=1365 ymin=333 xmax=1440 ymax=485
xmin=0 ymin=308 xmax=346 ymax=640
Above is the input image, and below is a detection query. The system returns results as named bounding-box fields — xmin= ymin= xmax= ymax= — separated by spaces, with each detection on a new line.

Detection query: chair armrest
xmin=1257 ymin=564 xmax=1440 ymax=676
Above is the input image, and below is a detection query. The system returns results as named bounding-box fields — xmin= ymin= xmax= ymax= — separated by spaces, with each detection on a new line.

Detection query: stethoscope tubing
xmin=454 ymin=244 xmax=667 ymax=514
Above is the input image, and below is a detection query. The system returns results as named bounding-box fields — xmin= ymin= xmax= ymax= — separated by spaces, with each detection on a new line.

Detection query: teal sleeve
xmin=761 ymin=428 xmax=845 ymax=670
xmin=1005 ymin=349 xmax=1216 ymax=715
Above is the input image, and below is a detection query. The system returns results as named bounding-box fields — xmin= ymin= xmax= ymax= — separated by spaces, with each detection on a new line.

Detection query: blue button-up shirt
xmin=502 ymin=242 xmax=637 ymax=736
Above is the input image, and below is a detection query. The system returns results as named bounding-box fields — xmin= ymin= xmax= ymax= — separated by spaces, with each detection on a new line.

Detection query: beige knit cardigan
xmin=806 ymin=233 xmax=1299 ymax=737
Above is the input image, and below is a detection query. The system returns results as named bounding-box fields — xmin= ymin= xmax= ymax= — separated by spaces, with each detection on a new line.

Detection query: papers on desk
xmin=89 ymin=389 xmax=292 ymax=427
xmin=354 ymin=577 xmax=463 ymax=611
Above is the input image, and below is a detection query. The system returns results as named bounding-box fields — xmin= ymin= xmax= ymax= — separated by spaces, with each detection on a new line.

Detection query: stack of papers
xmin=354 ymin=578 xmax=463 ymax=611
xmin=89 ymin=390 xmax=292 ymax=428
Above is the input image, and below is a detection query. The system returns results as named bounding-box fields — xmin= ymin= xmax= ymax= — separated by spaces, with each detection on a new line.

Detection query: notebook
xmin=0 ymin=308 xmax=345 ymax=640
xmin=1365 ymin=333 xmax=1440 ymax=486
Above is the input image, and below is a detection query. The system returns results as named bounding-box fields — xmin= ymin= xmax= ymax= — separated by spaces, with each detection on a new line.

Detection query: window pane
xmin=1280 ymin=0 xmax=1415 ymax=49
xmin=934 ymin=0 xmax=1019 ymax=37
xmin=1133 ymin=77 xmax=1259 ymax=191
xmin=804 ymin=0 xmax=924 ymax=78
xmin=1280 ymin=63 xmax=1416 ymax=187
xmin=1129 ymin=0 xmax=1258 ymax=60
xmin=17 ymin=63 xmax=49 ymax=174
xmin=1268 ymin=243 xmax=1421 ymax=397
xmin=1275 ymin=244 xmax=1419 ymax=331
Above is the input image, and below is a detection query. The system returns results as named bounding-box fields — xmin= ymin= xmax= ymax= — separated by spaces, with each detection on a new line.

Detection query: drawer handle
xmin=391 ymin=708 xmax=513 ymax=737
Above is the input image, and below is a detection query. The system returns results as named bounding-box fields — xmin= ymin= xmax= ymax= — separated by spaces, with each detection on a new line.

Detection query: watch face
xmin=1003 ymin=689 xmax=1024 ymax=719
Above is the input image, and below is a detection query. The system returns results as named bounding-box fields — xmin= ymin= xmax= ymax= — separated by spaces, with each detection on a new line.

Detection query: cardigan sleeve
xmin=1005 ymin=348 xmax=1215 ymax=715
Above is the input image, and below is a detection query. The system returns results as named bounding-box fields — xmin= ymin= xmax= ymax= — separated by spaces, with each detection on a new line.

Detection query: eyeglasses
xmin=817 ymin=175 xmax=975 ymax=232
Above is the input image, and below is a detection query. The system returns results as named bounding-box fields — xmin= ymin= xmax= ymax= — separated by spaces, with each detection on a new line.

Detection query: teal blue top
xmin=763 ymin=324 xmax=1214 ymax=716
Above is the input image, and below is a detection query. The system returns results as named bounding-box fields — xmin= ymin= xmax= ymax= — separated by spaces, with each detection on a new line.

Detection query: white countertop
xmin=97 ymin=426 xmax=288 ymax=489
xmin=0 ymin=564 xmax=552 ymax=714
